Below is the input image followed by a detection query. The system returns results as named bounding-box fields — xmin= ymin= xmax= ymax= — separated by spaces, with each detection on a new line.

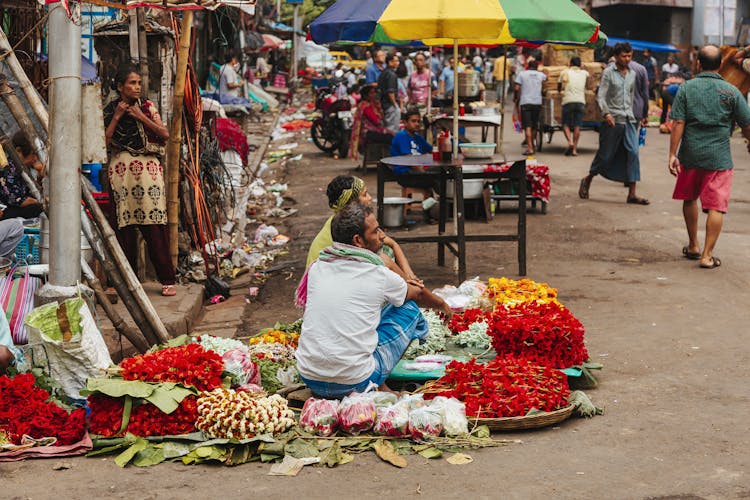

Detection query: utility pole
xmin=292 ymin=2 xmax=300 ymax=84
xmin=45 ymin=2 xmax=82 ymax=289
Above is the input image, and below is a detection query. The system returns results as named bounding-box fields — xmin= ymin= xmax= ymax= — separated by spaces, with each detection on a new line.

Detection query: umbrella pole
xmin=499 ymin=45 xmax=507 ymax=151
xmin=427 ymin=46 xmax=432 ymax=141
xmin=453 ymin=40 xmax=459 ymax=158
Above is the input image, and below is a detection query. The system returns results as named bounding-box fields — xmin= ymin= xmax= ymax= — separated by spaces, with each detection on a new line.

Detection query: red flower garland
xmin=486 ymin=302 xmax=588 ymax=368
xmin=448 ymin=308 xmax=486 ymax=333
xmin=425 ymin=356 xmax=570 ymax=418
xmin=88 ymin=395 xmax=198 ymax=437
xmin=120 ymin=344 xmax=224 ymax=391
xmin=0 ymin=373 xmax=86 ymax=445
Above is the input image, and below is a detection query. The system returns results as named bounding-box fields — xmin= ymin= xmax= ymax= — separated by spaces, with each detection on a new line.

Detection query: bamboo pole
xmin=166 ymin=11 xmax=193 ymax=268
xmin=136 ymin=8 xmax=149 ymax=94
xmin=80 ymin=212 xmax=160 ymax=347
xmin=0 ymin=28 xmax=49 ymax=132
xmin=81 ymin=258 xmax=150 ymax=353
xmin=0 ymin=74 xmax=43 ymax=156
xmin=81 ymin=182 xmax=170 ymax=344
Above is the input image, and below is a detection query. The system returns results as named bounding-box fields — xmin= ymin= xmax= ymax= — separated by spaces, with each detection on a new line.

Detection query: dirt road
xmin=4 ymin=115 xmax=750 ymax=499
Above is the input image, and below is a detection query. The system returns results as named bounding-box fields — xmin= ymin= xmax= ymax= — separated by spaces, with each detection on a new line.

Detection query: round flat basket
xmin=471 ymin=404 xmax=575 ymax=431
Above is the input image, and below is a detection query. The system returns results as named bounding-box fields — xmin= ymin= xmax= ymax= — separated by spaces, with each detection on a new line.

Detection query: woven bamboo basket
xmin=470 ymin=404 xmax=575 ymax=431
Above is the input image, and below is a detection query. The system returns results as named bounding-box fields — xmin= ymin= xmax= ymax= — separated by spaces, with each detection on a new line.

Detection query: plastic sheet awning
xmin=606 ymin=36 xmax=680 ymax=53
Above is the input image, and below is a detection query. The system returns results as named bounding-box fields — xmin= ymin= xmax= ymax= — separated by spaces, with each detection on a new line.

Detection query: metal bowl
xmin=460 ymin=143 xmax=496 ymax=159
xmin=0 ymin=257 xmax=12 ymax=278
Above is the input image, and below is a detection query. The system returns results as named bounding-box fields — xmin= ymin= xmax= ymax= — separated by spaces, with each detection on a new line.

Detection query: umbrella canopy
xmin=309 ymin=0 xmax=603 ymax=47
xmin=262 ymin=34 xmax=286 ymax=50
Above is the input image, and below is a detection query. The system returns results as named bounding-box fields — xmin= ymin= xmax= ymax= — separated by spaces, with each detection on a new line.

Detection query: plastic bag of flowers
xmin=299 ymin=398 xmax=340 ymax=437
xmin=426 ymin=396 xmax=469 ymax=436
xmin=408 ymin=406 xmax=443 ymax=441
xmin=373 ymin=404 xmax=410 ymax=437
xmin=222 ymin=348 xmax=260 ymax=388
xmin=338 ymin=393 xmax=377 ymax=435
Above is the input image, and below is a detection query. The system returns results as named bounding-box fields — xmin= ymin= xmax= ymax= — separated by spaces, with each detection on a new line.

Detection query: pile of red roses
xmin=88 ymin=395 xmax=198 ymax=437
xmin=486 ymin=302 xmax=588 ymax=368
xmin=424 ymin=356 xmax=570 ymax=418
xmin=0 ymin=373 xmax=86 ymax=445
xmin=120 ymin=344 xmax=223 ymax=391
xmin=448 ymin=308 xmax=486 ymax=333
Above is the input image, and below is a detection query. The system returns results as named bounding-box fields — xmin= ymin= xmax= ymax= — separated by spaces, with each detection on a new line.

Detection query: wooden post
xmin=0 ymin=74 xmax=43 ymax=157
xmin=81 ymin=182 xmax=170 ymax=344
xmin=136 ymin=8 xmax=149 ymax=94
xmin=166 ymin=11 xmax=193 ymax=268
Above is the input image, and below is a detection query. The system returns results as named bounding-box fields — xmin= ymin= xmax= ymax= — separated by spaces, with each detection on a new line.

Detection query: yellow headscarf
xmin=330 ymin=176 xmax=364 ymax=213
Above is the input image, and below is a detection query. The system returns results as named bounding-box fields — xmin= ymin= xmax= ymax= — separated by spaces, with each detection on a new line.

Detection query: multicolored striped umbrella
xmin=309 ymin=0 xmax=603 ymax=47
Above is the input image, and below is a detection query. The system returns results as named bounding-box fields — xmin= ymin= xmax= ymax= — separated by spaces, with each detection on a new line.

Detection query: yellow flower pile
xmin=249 ymin=329 xmax=300 ymax=348
xmin=486 ymin=277 xmax=560 ymax=308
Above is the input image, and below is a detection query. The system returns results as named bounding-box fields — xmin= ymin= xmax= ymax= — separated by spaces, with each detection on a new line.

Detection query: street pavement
xmin=5 ymin=112 xmax=750 ymax=499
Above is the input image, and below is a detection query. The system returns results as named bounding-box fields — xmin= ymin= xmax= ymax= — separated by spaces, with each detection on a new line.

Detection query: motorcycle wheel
xmin=311 ymin=118 xmax=338 ymax=153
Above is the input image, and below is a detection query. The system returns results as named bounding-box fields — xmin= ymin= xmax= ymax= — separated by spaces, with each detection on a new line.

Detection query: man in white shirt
xmin=514 ymin=59 xmax=547 ymax=155
xmin=295 ymin=202 xmax=451 ymax=399
xmin=661 ymin=55 xmax=680 ymax=79
xmin=559 ymin=56 xmax=589 ymax=156
xmin=219 ymin=53 xmax=243 ymax=99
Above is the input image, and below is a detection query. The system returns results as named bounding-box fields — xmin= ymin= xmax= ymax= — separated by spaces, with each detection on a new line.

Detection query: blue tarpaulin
xmin=606 ymin=36 xmax=680 ymax=53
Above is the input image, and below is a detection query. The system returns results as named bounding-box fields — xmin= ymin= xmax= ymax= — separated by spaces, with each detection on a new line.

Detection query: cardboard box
xmin=541 ymin=45 xmax=595 ymax=66
xmin=541 ymin=65 xmax=567 ymax=93
xmin=582 ymin=62 xmax=605 ymax=92
xmin=584 ymin=90 xmax=602 ymax=123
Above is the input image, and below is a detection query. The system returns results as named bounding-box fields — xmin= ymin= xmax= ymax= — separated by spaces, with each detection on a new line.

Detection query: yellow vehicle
xmin=327 ymin=51 xmax=366 ymax=70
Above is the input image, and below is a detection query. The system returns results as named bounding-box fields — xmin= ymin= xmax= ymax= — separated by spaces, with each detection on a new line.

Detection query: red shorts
xmin=672 ymin=167 xmax=733 ymax=213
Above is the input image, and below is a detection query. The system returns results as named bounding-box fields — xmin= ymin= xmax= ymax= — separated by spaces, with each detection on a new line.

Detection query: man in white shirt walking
xmin=559 ymin=56 xmax=589 ymax=156
xmin=514 ymin=60 xmax=547 ymax=155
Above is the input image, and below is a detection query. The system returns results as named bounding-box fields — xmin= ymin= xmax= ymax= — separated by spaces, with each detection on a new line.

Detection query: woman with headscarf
xmin=306 ymin=175 xmax=417 ymax=282
xmin=348 ymin=84 xmax=393 ymax=160
xmin=103 ymin=64 xmax=177 ymax=296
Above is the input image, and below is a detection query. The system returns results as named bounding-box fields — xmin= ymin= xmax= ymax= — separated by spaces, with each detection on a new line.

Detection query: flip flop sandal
xmin=700 ymin=257 xmax=721 ymax=269
xmin=682 ymin=246 xmax=701 ymax=260
xmin=523 ymin=150 xmax=534 ymax=156
xmin=626 ymin=197 xmax=650 ymax=205
xmin=564 ymin=147 xmax=573 ymax=156
xmin=578 ymin=178 xmax=590 ymax=199
xmin=161 ymin=285 xmax=177 ymax=297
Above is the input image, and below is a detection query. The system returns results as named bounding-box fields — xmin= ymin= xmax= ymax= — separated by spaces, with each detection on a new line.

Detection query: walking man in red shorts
xmin=669 ymin=44 xmax=750 ymax=269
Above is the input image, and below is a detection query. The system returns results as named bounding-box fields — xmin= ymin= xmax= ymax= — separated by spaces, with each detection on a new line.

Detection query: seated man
xmin=0 ymin=147 xmax=43 ymax=221
xmin=306 ymin=175 xmax=417 ymax=282
xmin=12 ymin=132 xmax=45 ymax=182
xmin=295 ymin=202 xmax=451 ymax=399
xmin=389 ymin=108 xmax=436 ymax=208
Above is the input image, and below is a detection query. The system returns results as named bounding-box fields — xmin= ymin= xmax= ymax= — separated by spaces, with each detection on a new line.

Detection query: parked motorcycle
xmin=310 ymin=83 xmax=354 ymax=158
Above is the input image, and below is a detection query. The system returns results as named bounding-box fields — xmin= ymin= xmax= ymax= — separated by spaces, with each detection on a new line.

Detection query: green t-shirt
xmin=670 ymin=72 xmax=750 ymax=170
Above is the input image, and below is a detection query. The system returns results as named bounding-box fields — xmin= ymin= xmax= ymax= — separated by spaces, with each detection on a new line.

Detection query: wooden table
xmin=430 ymin=115 xmax=503 ymax=151
xmin=378 ymin=153 xmax=527 ymax=282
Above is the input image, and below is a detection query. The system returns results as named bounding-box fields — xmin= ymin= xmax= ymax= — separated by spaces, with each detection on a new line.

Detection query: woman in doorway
xmin=103 ymin=64 xmax=177 ymax=296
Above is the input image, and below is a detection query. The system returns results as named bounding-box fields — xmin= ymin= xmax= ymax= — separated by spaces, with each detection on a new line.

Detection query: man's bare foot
xmin=378 ymin=382 xmax=400 ymax=395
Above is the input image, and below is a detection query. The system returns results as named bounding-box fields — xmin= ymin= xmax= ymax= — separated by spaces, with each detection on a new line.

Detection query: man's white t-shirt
xmin=515 ymin=69 xmax=547 ymax=106
xmin=295 ymin=257 xmax=407 ymax=384
xmin=662 ymin=62 xmax=679 ymax=76
xmin=560 ymin=67 xmax=589 ymax=105
xmin=219 ymin=63 xmax=241 ymax=98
